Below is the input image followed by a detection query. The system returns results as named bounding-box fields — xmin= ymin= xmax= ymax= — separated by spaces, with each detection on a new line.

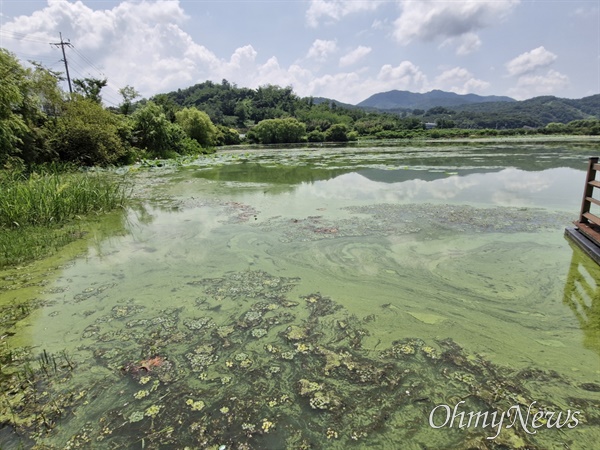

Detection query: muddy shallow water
xmin=1 ymin=144 xmax=599 ymax=449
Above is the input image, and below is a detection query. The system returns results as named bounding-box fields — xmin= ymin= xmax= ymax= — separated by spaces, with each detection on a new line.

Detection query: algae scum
xmin=1 ymin=145 xmax=600 ymax=449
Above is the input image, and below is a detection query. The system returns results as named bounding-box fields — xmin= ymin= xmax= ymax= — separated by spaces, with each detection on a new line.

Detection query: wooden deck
xmin=566 ymin=157 xmax=600 ymax=265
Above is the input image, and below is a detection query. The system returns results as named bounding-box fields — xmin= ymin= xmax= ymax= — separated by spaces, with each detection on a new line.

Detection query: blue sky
xmin=0 ymin=0 xmax=598 ymax=107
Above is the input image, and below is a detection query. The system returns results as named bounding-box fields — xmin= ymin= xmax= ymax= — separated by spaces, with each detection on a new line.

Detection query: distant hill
xmin=357 ymin=89 xmax=515 ymax=110
xmin=154 ymin=79 xmax=598 ymax=131
xmin=449 ymin=94 xmax=600 ymax=127
xmin=311 ymin=97 xmax=357 ymax=110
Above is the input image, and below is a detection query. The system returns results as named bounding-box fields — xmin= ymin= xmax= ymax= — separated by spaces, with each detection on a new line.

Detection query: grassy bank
xmin=0 ymin=167 xmax=128 ymax=268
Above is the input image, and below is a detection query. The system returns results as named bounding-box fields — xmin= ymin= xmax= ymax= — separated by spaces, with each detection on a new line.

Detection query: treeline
xmin=3 ymin=45 xmax=600 ymax=169
xmin=158 ymin=79 xmax=600 ymax=143
xmin=1 ymin=48 xmax=226 ymax=167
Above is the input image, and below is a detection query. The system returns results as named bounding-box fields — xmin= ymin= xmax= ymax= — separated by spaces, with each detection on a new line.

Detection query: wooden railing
xmin=563 ymin=244 xmax=600 ymax=356
xmin=575 ymin=157 xmax=600 ymax=246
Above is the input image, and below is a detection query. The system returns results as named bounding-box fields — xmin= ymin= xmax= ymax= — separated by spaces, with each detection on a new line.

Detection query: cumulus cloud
xmin=374 ymin=61 xmax=427 ymax=92
xmin=440 ymin=32 xmax=482 ymax=56
xmin=393 ymin=0 xmax=519 ymax=45
xmin=0 ymin=0 xmax=427 ymax=104
xmin=505 ymin=46 xmax=557 ymax=76
xmin=339 ymin=46 xmax=371 ymax=67
xmin=508 ymin=69 xmax=569 ymax=99
xmin=306 ymin=71 xmax=364 ymax=101
xmin=433 ymin=67 xmax=490 ymax=94
xmin=307 ymin=39 xmax=338 ymax=62
xmin=1 ymin=0 xmax=312 ymax=101
xmin=306 ymin=0 xmax=383 ymax=27
xmin=2 ymin=0 xmax=218 ymax=98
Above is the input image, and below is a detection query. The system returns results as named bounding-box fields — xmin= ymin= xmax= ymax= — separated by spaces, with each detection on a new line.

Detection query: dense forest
xmin=156 ymin=80 xmax=600 ymax=141
xmin=2 ymin=47 xmax=599 ymax=169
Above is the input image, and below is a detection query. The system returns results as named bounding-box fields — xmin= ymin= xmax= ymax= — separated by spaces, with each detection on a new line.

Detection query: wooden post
xmin=579 ymin=157 xmax=599 ymax=224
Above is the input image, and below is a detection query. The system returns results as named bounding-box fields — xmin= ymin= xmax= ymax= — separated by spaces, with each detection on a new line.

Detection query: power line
xmin=0 ymin=29 xmax=53 ymax=45
xmin=71 ymin=46 xmax=106 ymax=77
xmin=8 ymin=30 xmax=122 ymax=106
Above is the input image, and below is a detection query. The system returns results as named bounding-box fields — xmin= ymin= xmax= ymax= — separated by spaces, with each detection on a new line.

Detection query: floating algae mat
xmin=1 ymin=145 xmax=599 ymax=449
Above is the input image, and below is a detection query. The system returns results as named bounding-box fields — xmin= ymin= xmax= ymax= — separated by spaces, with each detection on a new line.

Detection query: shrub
xmin=49 ymin=98 xmax=127 ymax=166
xmin=307 ymin=130 xmax=325 ymax=142
xmin=249 ymin=118 xmax=306 ymax=144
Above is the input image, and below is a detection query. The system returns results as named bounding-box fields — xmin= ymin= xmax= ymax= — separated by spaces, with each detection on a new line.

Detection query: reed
xmin=0 ymin=171 xmax=126 ymax=228
xmin=0 ymin=168 xmax=128 ymax=267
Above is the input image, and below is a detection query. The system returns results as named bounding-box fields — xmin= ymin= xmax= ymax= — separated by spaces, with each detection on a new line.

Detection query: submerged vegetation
xmin=2 ymin=268 xmax=598 ymax=449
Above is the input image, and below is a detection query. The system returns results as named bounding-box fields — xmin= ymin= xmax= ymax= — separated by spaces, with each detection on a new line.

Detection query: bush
xmin=249 ymin=118 xmax=306 ymax=144
xmin=131 ymin=102 xmax=173 ymax=156
xmin=216 ymin=125 xmax=242 ymax=145
xmin=325 ymin=124 xmax=348 ymax=142
xmin=49 ymin=98 xmax=127 ymax=166
xmin=175 ymin=107 xmax=219 ymax=147
xmin=307 ymin=130 xmax=325 ymax=142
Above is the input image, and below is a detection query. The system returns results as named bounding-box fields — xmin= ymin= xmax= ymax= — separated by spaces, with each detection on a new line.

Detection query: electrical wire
xmin=3 ymin=30 xmax=124 ymax=107
xmin=0 ymin=29 xmax=54 ymax=45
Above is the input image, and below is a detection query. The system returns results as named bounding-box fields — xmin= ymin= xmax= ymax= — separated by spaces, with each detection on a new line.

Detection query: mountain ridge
xmin=357 ymin=89 xmax=516 ymax=110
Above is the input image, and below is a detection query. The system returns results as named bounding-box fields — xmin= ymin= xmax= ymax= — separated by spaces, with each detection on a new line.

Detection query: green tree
xmin=307 ymin=130 xmax=325 ymax=142
xmin=73 ymin=77 xmax=107 ymax=103
xmin=152 ymin=93 xmax=179 ymax=122
xmin=0 ymin=50 xmax=66 ymax=164
xmin=435 ymin=118 xmax=456 ymax=129
xmin=248 ymin=118 xmax=306 ymax=144
xmin=132 ymin=102 xmax=208 ymax=156
xmin=175 ymin=107 xmax=218 ymax=147
xmin=28 ymin=62 xmax=65 ymax=118
xmin=215 ymin=125 xmax=241 ymax=145
xmin=325 ymin=123 xmax=348 ymax=142
xmin=48 ymin=97 xmax=127 ymax=166
xmin=118 ymin=85 xmax=140 ymax=115
xmin=0 ymin=49 xmax=30 ymax=162
xmin=131 ymin=101 xmax=173 ymax=155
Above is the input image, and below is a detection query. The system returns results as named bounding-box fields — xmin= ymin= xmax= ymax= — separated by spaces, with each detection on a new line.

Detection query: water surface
xmin=1 ymin=144 xmax=599 ymax=449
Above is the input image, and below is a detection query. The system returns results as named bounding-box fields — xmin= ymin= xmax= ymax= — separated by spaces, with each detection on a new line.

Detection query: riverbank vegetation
xmin=0 ymin=162 xmax=127 ymax=267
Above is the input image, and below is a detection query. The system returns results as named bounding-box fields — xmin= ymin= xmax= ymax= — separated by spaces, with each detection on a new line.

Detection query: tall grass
xmin=0 ymin=168 xmax=128 ymax=267
xmin=0 ymin=172 xmax=126 ymax=228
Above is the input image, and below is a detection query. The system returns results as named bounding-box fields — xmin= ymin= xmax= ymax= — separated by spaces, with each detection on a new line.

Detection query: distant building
xmin=425 ymin=122 xmax=437 ymax=129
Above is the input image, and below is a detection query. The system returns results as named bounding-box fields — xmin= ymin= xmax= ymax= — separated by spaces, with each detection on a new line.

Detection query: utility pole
xmin=50 ymin=32 xmax=73 ymax=94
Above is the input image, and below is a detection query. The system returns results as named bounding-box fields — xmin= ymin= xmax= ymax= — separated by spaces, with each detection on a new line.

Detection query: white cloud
xmin=508 ymin=69 xmax=569 ymax=100
xmin=433 ymin=67 xmax=490 ymax=94
xmin=393 ymin=0 xmax=519 ymax=45
xmin=505 ymin=46 xmax=557 ymax=76
xmin=307 ymin=39 xmax=338 ymax=62
xmin=306 ymin=71 xmax=363 ymax=101
xmin=306 ymin=0 xmax=383 ymax=27
xmin=377 ymin=61 xmax=427 ymax=89
xmin=371 ymin=18 xmax=387 ymax=30
xmin=1 ymin=0 xmax=310 ymax=101
xmin=0 ymin=0 xmax=427 ymax=104
xmin=440 ymin=32 xmax=482 ymax=56
xmin=339 ymin=46 xmax=371 ymax=67
xmin=2 ymin=0 xmax=214 ymax=98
